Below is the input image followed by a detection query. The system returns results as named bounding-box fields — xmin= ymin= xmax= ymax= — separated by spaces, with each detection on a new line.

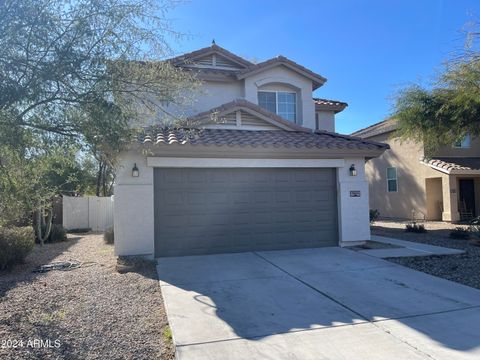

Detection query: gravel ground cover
xmin=0 ymin=233 xmax=174 ymax=360
xmin=372 ymin=220 xmax=480 ymax=290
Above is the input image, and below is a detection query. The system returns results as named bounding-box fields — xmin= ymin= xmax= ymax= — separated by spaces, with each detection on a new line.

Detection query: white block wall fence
xmin=63 ymin=196 xmax=114 ymax=231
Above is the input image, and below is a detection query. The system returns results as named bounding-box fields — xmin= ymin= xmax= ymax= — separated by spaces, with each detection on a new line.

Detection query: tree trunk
xmin=102 ymin=164 xmax=107 ymax=196
xmin=96 ymin=162 xmax=104 ymax=197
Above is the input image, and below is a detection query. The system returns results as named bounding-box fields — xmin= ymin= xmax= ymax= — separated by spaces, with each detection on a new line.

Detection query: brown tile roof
xmin=168 ymin=44 xmax=253 ymax=68
xmin=422 ymin=157 xmax=480 ymax=174
xmin=351 ymin=118 xmax=398 ymax=138
xmin=188 ymin=99 xmax=311 ymax=132
xmin=168 ymin=44 xmax=328 ymax=89
xmin=313 ymin=98 xmax=348 ymax=113
xmin=236 ymin=56 xmax=327 ymax=89
xmin=140 ymin=128 xmax=389 ymax=151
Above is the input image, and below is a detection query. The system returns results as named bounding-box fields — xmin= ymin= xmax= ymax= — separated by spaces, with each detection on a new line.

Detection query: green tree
xmin=393 ymin=28 xmax=480 ymax=155
xmin=0 ymin=0 xmax=200 ymax=240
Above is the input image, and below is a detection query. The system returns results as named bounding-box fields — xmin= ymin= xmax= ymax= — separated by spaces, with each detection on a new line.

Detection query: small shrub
xmin=48 ymin=224 xmax=67 ymax=242
xmin=0 ymin=226 xmax=35 ymax=270
xmin=104 ymin=227 xmax=114 ymax=244
xmin=163 ymin=326 xmax=172 ymax=341
xmin=449 ymin=227 xmax=470 ymax=240
xmin=405 ymin=222 xmax=427 ymax=233
xmin=469 ymin=217 xmax=480 ymax=239
xmin=369 ymin=209 xmax=380 ymax=223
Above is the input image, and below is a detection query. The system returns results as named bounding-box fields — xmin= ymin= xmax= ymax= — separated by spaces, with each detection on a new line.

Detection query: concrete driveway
xmin=157 ymin=247 xmax=480 ymax=360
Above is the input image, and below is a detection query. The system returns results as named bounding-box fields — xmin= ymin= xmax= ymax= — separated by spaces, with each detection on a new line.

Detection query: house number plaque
xmin=350 ymin=191 xmax=361 ymax=197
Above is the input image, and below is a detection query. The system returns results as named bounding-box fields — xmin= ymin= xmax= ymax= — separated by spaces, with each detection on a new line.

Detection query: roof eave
xmin=138 ymin=142 xmax=389 ymax=158
xmin=315 ymin=104 xmax=348 ymax=114
xmin=420 ymin=160 xmax=480 ymax=175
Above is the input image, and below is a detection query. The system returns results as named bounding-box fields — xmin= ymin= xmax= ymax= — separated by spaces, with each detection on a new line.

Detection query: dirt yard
xmin=372 ymin=220 xmax=480 ymax=290
xmin=0 ymin=233 xmax=174 ymax=360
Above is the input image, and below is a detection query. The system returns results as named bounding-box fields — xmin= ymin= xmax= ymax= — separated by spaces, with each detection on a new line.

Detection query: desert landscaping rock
xmin=372 ymin=220 xmax=480 ymax=290
xmin=0 ymin=233 xmax=174 ymax=360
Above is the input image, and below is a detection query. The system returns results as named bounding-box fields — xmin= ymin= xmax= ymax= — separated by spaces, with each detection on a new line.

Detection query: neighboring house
xmin=114 ymin=43 xmax=388 ymax=257
xmin=352 ymin=119 xmax=480 ymax=222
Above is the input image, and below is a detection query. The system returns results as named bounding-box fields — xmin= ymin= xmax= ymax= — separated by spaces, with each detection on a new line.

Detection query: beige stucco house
xmin=352 ymin=119 xmax=480 ymax=222
xmin=114 ymin=44 xmax=388 ymax=257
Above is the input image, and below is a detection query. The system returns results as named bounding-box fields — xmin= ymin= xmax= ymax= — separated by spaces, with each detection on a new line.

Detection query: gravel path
xmin=0 ymin=233 xmax=174 ymax=360
xmin=372 ymin=220 xmax=480 ymax=290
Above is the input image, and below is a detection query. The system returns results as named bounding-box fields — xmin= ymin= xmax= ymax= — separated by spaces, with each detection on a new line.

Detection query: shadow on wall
xmin=157 ymin=248 xmax=480 ymax=352
xmin=368 ymin=149 xmax=426 ymax=220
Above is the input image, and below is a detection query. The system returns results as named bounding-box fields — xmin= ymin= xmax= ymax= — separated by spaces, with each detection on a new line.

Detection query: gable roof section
xmin=421 ymin=157 xmax=480 ymax=175
xmin=314 ymin=98 xmax=348 ymax=113
xmin=167 ymin=44 xmax=328 ymax=89
xmin=351 ymin=118 xmax=398 ymax=138
xmin=237 ymin=56 xmax=327 ymax=89
xmin=187 ymin=99 xmax=311 ymax=132
xmin=168 ymin=44 xmax=254 ymax=69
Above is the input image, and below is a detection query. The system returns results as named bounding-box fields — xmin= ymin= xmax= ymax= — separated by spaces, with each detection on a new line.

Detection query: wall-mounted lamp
xmin=132 ymin=163 xmax=139 ymax=177
xmin=349 ymin=164 xmax=357 ymax=176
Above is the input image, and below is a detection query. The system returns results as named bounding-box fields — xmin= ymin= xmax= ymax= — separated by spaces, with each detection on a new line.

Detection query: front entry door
xmin=459 ymin=179 xmax=475 ymax=217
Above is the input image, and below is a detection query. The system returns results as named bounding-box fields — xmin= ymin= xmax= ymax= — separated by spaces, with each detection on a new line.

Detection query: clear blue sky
xmin=167 ymin=0 xmax=479 ymax=134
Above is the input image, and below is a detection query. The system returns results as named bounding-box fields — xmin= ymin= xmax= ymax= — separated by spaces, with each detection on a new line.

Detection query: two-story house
xmin=114 ymin=44 xmax=388 ymax=258
xmin=353 ymin=118 xmax=480 ymax=222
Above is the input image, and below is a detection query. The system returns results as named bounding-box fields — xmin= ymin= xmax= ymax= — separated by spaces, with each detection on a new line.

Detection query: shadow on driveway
xmin=157 ymin=247 xmax=480 ymax=354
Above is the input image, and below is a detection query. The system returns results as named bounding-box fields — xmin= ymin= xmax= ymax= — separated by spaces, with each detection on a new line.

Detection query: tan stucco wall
xmin=425 ymin=178 xmax=443 ymax=220
xmin=433 ymin=136 xmax=480 ymax=158
xmin=365 ymin=132 xmax=446 ymax=220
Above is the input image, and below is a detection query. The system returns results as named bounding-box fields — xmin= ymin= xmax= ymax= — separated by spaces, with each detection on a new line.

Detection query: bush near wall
xmin=369 ymin=209 xmax=380 ymax=223
xmin=48 ymin=224 xmax=67 ymax=242
xmin=0 ymin=226 xmax=35 ymax=270
xmin=405 ymin=222 xmax=427 ymax=233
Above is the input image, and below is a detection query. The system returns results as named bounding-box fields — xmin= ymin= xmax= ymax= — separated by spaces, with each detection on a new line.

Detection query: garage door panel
xmin=154 ymin=168 xmax=338 ymax=257
xmin=160 ymin=168 xmax=183 ymax=183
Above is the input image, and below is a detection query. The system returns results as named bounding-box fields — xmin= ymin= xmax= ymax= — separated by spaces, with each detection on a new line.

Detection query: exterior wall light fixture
xmin=349 ymin=164 xmax=357 ymax=176
xmin=132 ymin=163 xmax=140 ymax=177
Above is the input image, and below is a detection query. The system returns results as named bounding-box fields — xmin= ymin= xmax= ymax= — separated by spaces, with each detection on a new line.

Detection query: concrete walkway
xmin=356 ymin=235 xmax=465 ymax=258
xmin=157 ymin=247 xmax=480 ymax=360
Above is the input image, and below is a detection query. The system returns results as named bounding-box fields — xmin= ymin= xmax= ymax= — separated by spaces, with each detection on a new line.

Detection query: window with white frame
xmin=453 ymin=134 xmax=471 ymax=148
xmin=258 ymin=91 xmax=296 ymax=122
xmin=387 ymin=167 xmax=397 ymax=192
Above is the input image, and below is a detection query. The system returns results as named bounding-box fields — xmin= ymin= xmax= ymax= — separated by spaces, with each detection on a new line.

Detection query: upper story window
xmin=258 ymin=91 xmax=296 ymax=122
xmin=386 ymin=167 xmax=398 ymax=192
xmin=453 ymin=134 xmax=471 ymax=148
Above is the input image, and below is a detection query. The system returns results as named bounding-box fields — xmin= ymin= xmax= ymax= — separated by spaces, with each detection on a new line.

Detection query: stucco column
xmin=114 ymin=151 xmax=155 ymax=257
xmin=442 ymin=175 xmax=460 ymax=222
xmin=337 ymin=158 xmax=371 ymax=245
